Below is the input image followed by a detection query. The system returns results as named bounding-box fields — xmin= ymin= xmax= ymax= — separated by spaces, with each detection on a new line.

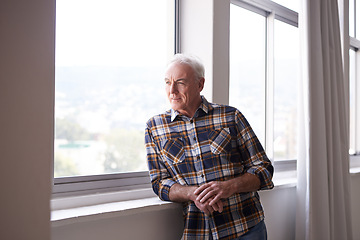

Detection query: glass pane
xmin=357 ymin=0 xmax=360 ymax=39
xmin=229 ymin=5 xmax=266 ymax=146
xmin=350 ymin=0 xmax=355 ymax=37
xmin=349 ymin=49 xmax=356 ymax=154
xmin=55 ymin=0 xmax=171 ymax=177
xmin=273 ymin=20 xmax=299 ymax=160
xmin=271 ymin=0 xmax=299 ymax=12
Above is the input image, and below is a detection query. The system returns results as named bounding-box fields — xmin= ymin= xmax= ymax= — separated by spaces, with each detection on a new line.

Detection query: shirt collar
xmin=170 ymin=96 xmax=211 ymax=122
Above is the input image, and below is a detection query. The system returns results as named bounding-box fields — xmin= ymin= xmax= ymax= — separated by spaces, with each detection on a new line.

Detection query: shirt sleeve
xmin=145 ymin=125 xmax=176 ymax=201
xmin=235 ymin=110 xmax=274 ymax=190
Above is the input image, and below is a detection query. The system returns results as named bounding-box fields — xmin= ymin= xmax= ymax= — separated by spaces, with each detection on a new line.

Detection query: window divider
xmin=265 ymin=11 xmax=275 ymax=161
xmin=356 ymin=48 xmax=360 ymax=153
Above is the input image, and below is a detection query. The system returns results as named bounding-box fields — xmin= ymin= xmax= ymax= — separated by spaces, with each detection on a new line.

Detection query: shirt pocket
xmin=161 ymin=138 xmax=186 ymax=165
xmin=208 ymin=127 xmax=232 ymax=154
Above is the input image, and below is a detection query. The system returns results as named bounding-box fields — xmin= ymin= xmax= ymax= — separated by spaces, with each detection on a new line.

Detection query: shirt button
xmin=190 ymin=119 xmax=193 ymax=123
xmin=193 ymin=137 xmax=196 ymax=141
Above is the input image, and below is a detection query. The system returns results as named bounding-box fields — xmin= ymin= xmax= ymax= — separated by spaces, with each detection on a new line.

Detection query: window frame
xmin=53 ymin=171 xmax=151 ymax=197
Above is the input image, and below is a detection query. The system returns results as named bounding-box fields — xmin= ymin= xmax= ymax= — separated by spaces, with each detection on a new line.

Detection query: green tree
xmin=103 ymin=128 xmax=146 ymax=173
xmin=54 ymin=152 xmax=79 ymax=177
xmin=55 ymin=117 xmax=93 ymax=141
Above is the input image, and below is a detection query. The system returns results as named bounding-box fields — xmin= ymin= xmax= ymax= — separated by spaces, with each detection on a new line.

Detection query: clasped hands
xmin=192 ymin=181 xmax=233 ymax=216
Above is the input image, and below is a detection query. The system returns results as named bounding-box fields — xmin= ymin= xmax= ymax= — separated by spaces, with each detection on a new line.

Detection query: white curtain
xmin=296 ymin=0 xmax=353 ymax=239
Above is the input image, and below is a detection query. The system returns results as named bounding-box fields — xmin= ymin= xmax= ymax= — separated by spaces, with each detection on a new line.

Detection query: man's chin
xmin=170 ymin=103 xmax=183 ymax=111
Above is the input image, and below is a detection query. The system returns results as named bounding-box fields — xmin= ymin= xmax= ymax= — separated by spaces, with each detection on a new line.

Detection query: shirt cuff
xmin=159 ymin=179 xmax=177 ymax=201
xmin=246 ymin=166 xmax=274 ymax=190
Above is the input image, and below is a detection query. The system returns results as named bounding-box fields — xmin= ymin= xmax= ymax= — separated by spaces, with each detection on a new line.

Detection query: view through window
xmin=55 ymin=0 xmax=171 ymax=177
xmin=229 ymin=2 xmax=299 ymax=161
xmin=349 ymin=49 xmax=356 ymax=154
xmin=229 ymin=5 xmax=266 ymax=146
xmin=273 ymin=19 xmax=299 ymax=160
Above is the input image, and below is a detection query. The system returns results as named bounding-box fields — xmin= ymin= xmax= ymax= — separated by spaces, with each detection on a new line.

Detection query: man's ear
xmin=198 ymin=77 xmax=205 ymax=92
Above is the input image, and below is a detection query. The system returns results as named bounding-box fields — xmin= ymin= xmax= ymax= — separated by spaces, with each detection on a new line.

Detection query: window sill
xmin=51 ymin=195 xmax=182 ymax=227
xmin=51 ymin=173 xmax=297 ymax=226
xmin=51 ymin=160 xmax=360 ymax=227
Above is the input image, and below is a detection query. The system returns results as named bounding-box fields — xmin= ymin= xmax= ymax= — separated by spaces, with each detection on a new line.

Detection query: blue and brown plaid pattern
xmin=145 ymin=97 xmax=274 ymax=239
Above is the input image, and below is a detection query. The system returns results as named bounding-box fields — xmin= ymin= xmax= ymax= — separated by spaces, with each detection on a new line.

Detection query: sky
xmin=55 ymin=0 xmax=169 ymax=67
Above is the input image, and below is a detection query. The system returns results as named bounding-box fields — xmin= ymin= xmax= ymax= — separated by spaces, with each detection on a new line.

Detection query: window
xmin=54 ymin=0 xmax=175 ymax=195
xmin=273 ymin=20 xmax=299 ymax=160
xmin=349 ymin=0 xmax=360 ymax=39
xmin=349 ymin=49 xmax=356 ymax=154
xmin=229 ymin=6 xmax=266 ymax=146
xmin=230 ymin=0 xmax=299 ymax=162
xmin=349 ymin=0 xmax=360 ymax=155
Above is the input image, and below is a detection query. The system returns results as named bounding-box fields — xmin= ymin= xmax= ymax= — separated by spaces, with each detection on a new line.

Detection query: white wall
xmin=179 ymin=0 xmax=230 ymax=105
xmin=0 ymin=0 xmax=55 ymax=239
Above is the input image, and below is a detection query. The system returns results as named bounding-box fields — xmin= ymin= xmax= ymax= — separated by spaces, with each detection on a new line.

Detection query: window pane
xmin=350 ymin=0 xmax=355 ymax=37
xmin=357 ymin=0 xmax=360 ymax=39
xmin=55 ymin=0 xmax=171 ymax=177
xmin=349 ymin=49 xmax=356 ymax=154
xmin=229 ymin=5 xmax=266 ymax=145
xmin=273 ymin=20 xmax=299 ymax=160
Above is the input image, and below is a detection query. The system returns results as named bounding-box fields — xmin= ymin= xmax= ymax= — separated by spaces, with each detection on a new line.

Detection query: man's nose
xmin=170 ymin=82 xmax=178 ymax=93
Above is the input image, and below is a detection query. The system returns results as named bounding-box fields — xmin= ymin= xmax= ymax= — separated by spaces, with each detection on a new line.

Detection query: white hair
xmin=167 ymin=53 xmax=205 ymax=80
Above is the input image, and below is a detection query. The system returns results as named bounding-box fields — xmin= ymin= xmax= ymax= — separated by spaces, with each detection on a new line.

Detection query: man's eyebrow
xmin=175 ymin=78 xmax=187 ymax=82
xmin=164 ymin=78 xmax=187 ymax=82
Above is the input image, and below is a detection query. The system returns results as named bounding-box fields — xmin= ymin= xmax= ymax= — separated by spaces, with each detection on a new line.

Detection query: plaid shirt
xmin=145 ymin=97 xmax=274 ymax=240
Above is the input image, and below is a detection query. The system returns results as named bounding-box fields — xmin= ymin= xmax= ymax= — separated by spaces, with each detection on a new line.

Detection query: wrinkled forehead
xmin=165 ymin=62 xmax=195 ymax=79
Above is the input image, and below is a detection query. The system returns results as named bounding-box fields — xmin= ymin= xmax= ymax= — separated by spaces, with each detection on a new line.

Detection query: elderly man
xmin=145 ymin=53 xmax=274 ymax=240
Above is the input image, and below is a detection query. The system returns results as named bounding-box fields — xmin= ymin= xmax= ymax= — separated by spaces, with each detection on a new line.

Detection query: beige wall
xmin=0 ymin=0 xmax=55 ymax=239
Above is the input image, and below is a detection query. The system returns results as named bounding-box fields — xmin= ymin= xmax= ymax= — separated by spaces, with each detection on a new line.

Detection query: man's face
xmin=164 ymin=63 xmax=204 ymax=117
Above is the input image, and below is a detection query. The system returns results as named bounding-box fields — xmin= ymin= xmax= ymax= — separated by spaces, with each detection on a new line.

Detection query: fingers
xmin=193 ymin=183 xmax=209 ymax=195
xmin=209 ymin=194 xmax=221 ymax=206
xmin=200 ymin=199 xmax=223 ymax=215
xmin=207 ymin=198 xmax=223 ymax=213
xmin=193 ymin=196 xmax=224 ymax=215
xmin=194 ymin=198 xmax=214 ymax=215
xmin=197 ymin=189 xmax=215 ymax=203
xmin=215 ymin=199 xmax=223 ymax=213
xmin=193 ymin=181 xmax=227 ymax=215
xmin=194 ymin=182 xmax=222 ymax=203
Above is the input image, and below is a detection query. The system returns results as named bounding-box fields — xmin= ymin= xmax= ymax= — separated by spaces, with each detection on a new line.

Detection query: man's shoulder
xmin=206 ymin=102 xmax=247 ymax=125
xmin=146 ymin=110 xmax=172 ymax=128
xmin=208 ymin=102 xmax=239 ymax=114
